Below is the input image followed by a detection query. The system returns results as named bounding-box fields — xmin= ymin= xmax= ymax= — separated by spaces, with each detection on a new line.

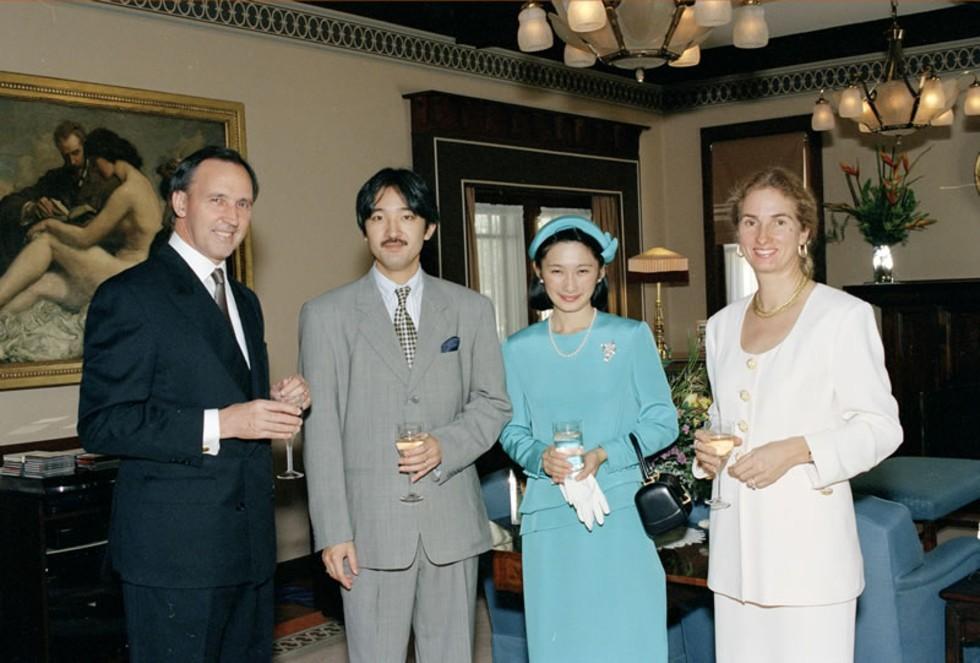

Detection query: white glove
xmin=562 ymin=474 xmax=609 ymax=531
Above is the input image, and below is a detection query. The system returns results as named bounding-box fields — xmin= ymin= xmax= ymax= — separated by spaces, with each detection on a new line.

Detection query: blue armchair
xmin=854 ymin=494 xmax=980 ymax=663
xmin=480 ymin=469 xmax=529 ymax=663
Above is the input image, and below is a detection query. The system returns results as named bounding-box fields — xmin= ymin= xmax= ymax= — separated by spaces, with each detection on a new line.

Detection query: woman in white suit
xmin=693 ymin=167 xmax=902 ymax=663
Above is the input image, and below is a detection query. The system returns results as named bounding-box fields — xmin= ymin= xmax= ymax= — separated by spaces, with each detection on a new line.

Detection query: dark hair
xmin=158 ymin=146 xmax=259 ymax=235
xmin=355 ymin=168 xmax=439 ymax=234
xmin=84 ymin=128 xmax=143 ymax=169
xmin=528 ymin=228 xmax=609 ymax=312
xmin=52 ymin=120 xmax=85 ymax=147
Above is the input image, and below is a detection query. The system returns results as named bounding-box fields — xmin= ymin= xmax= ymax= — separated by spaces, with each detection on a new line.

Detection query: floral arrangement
xmin=825 ymin=146 xmax=937 ymax=247
xmin=651 ymin=350 xmax=713 ymax=502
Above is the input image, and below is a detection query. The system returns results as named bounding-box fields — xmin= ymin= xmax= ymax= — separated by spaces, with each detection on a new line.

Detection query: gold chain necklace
xmin=752 ymin=273 xmax=810 ymax=319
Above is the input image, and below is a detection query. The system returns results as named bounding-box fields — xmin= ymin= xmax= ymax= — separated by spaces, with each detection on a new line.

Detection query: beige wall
xmin=2 ymin=2 xmax=977 ymax=561
xmin=0 ymin=1 xmax=659 ymax=560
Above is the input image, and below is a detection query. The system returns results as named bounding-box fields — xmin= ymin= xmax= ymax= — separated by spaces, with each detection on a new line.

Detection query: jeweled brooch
xmin=600 ymin=341 xmax=616 ymax=362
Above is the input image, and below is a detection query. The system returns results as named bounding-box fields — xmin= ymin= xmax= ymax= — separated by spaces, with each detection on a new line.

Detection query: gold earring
xmin=736 ymin=245 xmax=745 ymax=258
xmin=798 ymin=244 xmax=808 ymax=258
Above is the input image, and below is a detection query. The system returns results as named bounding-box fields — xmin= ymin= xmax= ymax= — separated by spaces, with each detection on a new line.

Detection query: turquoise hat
xmin=527 ymin=215 xmax=618 ymax=264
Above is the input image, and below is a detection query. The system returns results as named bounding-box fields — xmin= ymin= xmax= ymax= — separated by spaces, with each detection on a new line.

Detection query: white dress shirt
xmin=169 ymin=232 xmax=250 ymax=455
xmin=372 ymin=264 xmax=424 ymax=326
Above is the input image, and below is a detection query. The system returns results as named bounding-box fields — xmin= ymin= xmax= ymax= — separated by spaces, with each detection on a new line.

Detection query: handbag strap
xmin=629 ymin=433 xmax=654 ymax=482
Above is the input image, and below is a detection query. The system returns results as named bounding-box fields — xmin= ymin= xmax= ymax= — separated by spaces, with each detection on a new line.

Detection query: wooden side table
xmin=941 ymin=570 xmax=980 ymax=663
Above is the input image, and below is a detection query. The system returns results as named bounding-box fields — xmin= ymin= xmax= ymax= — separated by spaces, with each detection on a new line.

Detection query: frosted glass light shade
xmin=564 ymin=43 xmax=597 ymax=67
xmin=930 ymin=109 xmax=953 ymax=126
xmin=733 ymin=3 xmax=768 ymax=49
xmin=567 ymin=0 xmax=607 ymax=32
xmin=811 ymin=99 xmax=835 ymax=131
xmin=965 ymin=82 xmax=980 ymax=116
xmin=839 ymin=86 xmax=864 ymax=119
xmin=694 ymin=0 xmax=732 ymax=28
xmin=919 ymin=76 xmax=947 ymax=115
xmin=518 ymin=4 xmax=553 ymax=52
xmin=670 ymin=44 xmax=700 ymax=67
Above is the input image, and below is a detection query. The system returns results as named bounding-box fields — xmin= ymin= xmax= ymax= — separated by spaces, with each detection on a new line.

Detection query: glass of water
xmin=553 ymin=420 xmax=584 ymax=474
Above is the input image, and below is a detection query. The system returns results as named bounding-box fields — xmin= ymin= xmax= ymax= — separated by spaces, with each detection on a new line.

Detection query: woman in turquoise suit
xmin=500 ymin=216 xmax=678 ymax=662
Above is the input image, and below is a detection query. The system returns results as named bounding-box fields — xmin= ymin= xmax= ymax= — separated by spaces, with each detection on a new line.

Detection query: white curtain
xmin=723 ymin=243 xmax=758 ymax=303
xmin=538 ymin=207 xmax=591 ymax=231
xmin=473 ymin=203 xmax=528 ymax=340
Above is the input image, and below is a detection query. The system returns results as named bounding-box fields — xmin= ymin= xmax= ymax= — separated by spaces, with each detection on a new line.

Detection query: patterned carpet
xmin=273 ymin=616 xmax=345 ymax=659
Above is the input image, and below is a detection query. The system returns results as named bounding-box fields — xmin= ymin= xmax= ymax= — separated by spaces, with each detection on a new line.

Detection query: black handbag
xmin=630 ymin=433 xmax=692 ymax=538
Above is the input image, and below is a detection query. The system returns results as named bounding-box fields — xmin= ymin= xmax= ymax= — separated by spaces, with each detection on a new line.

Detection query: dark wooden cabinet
xmin=845 ymin=279 xmax=980 ymax=458
xmin=0 ymin=469 xmax=125 ymax=662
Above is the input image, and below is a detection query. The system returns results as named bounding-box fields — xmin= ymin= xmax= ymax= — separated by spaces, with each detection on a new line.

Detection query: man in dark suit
xmin=79 ymin=146 xmax=307 ymax=662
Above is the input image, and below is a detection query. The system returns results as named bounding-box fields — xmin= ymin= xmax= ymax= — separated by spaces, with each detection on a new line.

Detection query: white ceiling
xmin=701 ymin=0 xmax=960 ymax=49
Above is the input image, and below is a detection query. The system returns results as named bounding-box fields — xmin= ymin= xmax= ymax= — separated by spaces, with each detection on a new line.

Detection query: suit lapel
xmin=230 ymin=280 xmax=267 ymax=400
xmin=155 ymin=246 xmax=252 ymax=397
xmin=407 ymin=274 xmax=452 ymax=393
xmin=355 ymin=274 xmax=411 ymax=384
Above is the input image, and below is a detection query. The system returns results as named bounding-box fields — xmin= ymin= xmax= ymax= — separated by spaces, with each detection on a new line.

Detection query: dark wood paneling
xmin=845 ymin=279 xmax=980 ymax=457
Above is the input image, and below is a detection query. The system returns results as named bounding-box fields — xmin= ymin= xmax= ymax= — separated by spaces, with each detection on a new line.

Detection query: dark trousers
xmin=122 ymin=578 xmax=273 ymax=662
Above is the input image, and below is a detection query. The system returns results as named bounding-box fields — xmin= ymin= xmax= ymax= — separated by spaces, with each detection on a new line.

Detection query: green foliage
xmin=825 ymin=146 xmax=937 ymax=247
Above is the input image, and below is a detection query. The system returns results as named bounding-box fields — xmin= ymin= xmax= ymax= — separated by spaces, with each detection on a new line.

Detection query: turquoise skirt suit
xmin=501 ymin=312 xmax=678 ymax=662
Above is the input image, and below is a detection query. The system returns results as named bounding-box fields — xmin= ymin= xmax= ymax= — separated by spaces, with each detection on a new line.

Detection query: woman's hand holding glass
xmin=727 ymin=436 xmax=811 ymax=490
xmin=693 ymin=428 xmax=742 ymax=479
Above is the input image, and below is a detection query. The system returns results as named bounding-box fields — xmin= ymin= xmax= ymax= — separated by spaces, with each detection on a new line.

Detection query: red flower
xmin=901 ymin=154 xmax=910 ymax=173
xmin=885 ymin=189 xmax=899 ymax=206
xmin=880 ymin=152 xmax=896 ymax=169
xmin=840 ymin=162 xmax=859 ymax=177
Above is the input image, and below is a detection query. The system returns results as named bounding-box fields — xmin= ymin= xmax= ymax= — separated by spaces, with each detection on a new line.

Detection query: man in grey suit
xmin=300 ymin=168 xmax=511 ymax=663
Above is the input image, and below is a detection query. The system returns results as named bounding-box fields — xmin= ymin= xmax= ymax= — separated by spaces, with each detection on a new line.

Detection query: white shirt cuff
xmin=203 ymin=409 xmax=221 ymax=456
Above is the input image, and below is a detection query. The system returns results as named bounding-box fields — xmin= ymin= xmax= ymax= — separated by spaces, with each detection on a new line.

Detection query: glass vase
xmin=872 ymin=244 xmax=894 ymax=284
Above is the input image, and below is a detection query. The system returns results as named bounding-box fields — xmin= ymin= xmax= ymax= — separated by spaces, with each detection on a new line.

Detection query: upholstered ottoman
xmin=851 ymin=457 xmax=980 ymax=549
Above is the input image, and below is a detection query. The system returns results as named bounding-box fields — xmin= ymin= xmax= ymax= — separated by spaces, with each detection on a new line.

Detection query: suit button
xmin=738 ymin=420 xmax=748 ymax=432
xmin=236 ymin=502 xmax=246 ymax=512
xmin=410 ymin=396 xmax=420 ymax=404
xmin=739 ymin=390 xmax=751 ymax=402
xmin=820 ymin=488 xmax=834 ymax=496
xmin=746 ymin=357 xmax=757 ymax=369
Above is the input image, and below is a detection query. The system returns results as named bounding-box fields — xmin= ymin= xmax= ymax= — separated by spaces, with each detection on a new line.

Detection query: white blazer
xmin=702 ymin=284 xmax=902 ymax=606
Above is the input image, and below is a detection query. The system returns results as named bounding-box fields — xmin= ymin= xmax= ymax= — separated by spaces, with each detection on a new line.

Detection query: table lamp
xmin=627 ymin=247 xmax=689 ymax=360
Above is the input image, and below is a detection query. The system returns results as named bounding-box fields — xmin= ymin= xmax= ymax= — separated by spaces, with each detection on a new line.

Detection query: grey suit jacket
xmin=300 ymin=271 xmax=511 ymax=568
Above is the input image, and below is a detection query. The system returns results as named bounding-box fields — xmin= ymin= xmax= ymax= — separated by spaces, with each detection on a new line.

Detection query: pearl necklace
xmin=548 ymin=308 xmax=598 ymax=358
xmin=752 ymin=273 xmax=810 ymax=319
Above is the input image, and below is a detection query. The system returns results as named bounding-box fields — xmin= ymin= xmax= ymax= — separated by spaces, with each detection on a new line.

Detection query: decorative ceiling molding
xmin=93 ymin=0 xmax=978 ymax=114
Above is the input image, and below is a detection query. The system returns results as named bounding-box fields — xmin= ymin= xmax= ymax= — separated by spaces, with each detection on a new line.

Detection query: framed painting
xmin=0 ymin=71 xmax=248 ymax=390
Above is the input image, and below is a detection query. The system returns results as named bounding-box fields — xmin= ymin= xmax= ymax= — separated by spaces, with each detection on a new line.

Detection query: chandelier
xmin=810 ymin=0 xmax=980 ymax=136
xmin=517 ymin=0 xmax=771 ymax=83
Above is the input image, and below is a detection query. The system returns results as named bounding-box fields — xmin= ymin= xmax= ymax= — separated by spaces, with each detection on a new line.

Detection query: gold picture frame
xmin=0 ymin=71 xmax=249 ymax=390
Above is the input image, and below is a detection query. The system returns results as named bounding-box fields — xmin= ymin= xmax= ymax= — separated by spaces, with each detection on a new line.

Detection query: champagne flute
xmin=396 ymin=422 xmax=426 ymax=503
xmin=276 ymin=395 xmax=305 ymax=480
xmin=704 ymin=421 xmax=736 ymax=510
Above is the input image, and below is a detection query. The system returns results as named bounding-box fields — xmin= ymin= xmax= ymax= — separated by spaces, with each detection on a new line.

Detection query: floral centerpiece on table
xmin=651 ymin=350 xmax=713 ymax=503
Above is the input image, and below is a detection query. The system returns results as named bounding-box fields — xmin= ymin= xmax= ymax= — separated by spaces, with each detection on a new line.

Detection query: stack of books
xmin=5 ymin=450 xmax=79 ymax=479
xmin=76 ymin=452 xmax=120 ymax=472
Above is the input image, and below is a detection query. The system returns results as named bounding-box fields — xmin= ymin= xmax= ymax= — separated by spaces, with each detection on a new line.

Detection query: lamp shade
xmin=694 ymin=0 xmax=732 ymax=28
xmin=564 ymin=43 xmax=597 ymax=67
xmin=670 ymin=44 xmax=701 ymax=68
xmin=811 ymin=98 xmax=835 ymax=131
xmin=628 ymin=247 xmax=689 ymax=282
xmin=839 ymin=86 xmax=864 ymax=119
xmin=566 ymin=0 xmax=607 ymax=32
xmin=733 ymin=3 xmax=768 ymax=49
xmin=518 ymin=3 xmax=553 ymax=52
xmin=930 ymin=109 xmax=954 ymax=126
xmin=965 ymin=81 xmax=980 ymax=116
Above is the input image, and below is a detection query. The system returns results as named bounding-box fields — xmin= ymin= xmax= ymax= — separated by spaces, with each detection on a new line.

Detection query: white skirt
xmin=714 ymin=593 xmax=856 ymax=663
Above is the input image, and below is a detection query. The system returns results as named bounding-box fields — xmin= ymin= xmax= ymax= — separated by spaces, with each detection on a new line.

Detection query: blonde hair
xmin=727 ymin=167 xmax=817 ymax=275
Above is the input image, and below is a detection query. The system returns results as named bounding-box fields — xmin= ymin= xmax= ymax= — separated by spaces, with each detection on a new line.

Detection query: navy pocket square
xmin=441 ymin=336 xmax=460 ymax=352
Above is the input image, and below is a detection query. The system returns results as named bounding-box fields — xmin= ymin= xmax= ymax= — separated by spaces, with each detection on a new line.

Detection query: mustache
xmin=382 ymin=238 xmax=407 ymax=247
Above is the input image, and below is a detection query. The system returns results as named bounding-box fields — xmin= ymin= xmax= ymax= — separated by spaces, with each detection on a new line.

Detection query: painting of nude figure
xmin=0 ymin=71 xmax=247 ymax=389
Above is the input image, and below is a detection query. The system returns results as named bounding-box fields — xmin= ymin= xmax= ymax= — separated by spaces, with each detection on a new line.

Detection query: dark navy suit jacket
xmin=79 ymin=243 xmax=275 ymax=588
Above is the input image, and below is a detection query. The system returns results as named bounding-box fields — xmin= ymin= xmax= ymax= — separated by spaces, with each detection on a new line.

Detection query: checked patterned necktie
xmin=394 ymin=285 xmax=418 ymax=368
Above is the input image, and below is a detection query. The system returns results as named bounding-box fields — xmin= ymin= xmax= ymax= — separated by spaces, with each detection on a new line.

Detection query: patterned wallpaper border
xmin=94 ymin=0 xmax=979 ymax=113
